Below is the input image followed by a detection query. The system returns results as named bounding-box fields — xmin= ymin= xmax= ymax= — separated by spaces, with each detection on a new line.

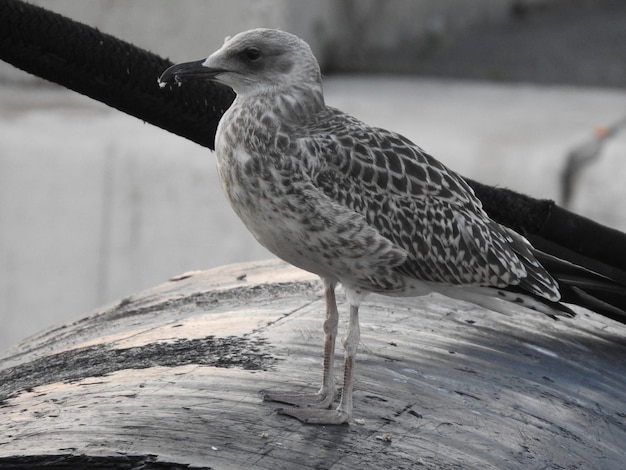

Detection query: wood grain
xmin=1 ymin=259 xmax=625 ymax=469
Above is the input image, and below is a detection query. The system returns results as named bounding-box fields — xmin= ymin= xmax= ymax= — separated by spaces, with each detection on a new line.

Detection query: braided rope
xmin=0 ymin=0 xmax=234 ymax=149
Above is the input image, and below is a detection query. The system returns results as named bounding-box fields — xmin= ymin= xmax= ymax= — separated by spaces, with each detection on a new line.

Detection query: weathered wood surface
xmin=0 ymin=259 xmax=625 ymax=469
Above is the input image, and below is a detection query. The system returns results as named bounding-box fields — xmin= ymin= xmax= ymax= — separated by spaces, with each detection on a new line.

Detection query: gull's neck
xmin=235 ymin=82 xmax=325 ymax=124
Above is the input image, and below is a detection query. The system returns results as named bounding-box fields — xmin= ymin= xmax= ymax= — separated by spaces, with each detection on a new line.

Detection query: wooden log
xmin=0 ymin=259 xmax=625 ymax=469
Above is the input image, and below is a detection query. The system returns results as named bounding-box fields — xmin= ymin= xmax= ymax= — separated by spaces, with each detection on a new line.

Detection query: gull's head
xmin=159 ymin=28 xmax=321 ymax=97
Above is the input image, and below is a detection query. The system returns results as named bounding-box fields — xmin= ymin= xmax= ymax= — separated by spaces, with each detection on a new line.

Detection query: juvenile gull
xmin=159 ymin=29 xmax=610 ymax=424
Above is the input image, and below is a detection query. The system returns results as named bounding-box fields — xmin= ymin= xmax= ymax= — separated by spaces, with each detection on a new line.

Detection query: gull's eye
xmin=242 ymin=47 xmax=262 ymax=62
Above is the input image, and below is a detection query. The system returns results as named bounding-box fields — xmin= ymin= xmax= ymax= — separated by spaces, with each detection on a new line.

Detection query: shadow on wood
xmin=0 ymin=259 xmax=625 ymax=469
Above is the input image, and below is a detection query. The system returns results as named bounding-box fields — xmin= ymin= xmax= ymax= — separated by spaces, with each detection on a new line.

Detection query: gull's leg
xmin=316 ymin=279 xmax=339 ymax=405
xmin=261 ymin=278 xmax=338 ymax=408
xmin=277 ymin=302 xmax=360 ymax=425
xmin=335 ymin=303 xmax=359 ymax=419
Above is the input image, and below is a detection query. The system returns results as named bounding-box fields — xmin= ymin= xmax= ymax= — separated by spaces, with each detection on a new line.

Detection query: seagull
xmin=159 ymin=28 xmax=625 ymax=424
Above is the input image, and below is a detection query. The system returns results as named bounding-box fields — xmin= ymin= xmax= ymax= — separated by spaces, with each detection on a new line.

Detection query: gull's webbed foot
xmin=261 ymin=387 xmax=336 ymax=409
xmin=276 ymin=406 xmax=351 ymax=425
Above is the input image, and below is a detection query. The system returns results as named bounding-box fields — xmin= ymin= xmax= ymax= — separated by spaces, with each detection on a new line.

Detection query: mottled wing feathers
xmin=300 ymin=107 xmax=560 ymax=301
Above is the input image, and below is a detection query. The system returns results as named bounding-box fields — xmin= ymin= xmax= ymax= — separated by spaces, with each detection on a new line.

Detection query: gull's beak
xmin=158 ymin=59 xmax=227 ymax=87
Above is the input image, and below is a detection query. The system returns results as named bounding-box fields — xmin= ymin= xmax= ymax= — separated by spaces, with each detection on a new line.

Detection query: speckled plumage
xmin=214 ymin=68 xmax=559 ymax=305
xmin=160 ymin=28 xmax=566 ymax=424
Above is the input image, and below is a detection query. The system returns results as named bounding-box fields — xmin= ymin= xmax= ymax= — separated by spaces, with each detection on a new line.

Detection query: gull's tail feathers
xmin=534 ymin=250 xmax=626 ymax=324
xmin=438 ymin=248 xmax=626 ymax=325
xmin=437 ymin=284 xmax=576 ymax=320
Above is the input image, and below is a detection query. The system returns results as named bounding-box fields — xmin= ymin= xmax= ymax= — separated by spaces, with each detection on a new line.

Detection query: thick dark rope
xmin=0 ymin=0 xmax=234 ymax=148
xmin=468 ymin=181 xmax=626 ymax=285
xmin=2 ymin=0 xmax=626 ymax=288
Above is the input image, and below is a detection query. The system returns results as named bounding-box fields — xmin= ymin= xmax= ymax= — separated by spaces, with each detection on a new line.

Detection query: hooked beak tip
xmin=158 ymin=59 xmax=226 ymax=88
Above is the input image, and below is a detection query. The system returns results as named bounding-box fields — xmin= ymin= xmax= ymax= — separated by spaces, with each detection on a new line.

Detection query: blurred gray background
xmin=1 ymin=0 xmax=625 ymax=352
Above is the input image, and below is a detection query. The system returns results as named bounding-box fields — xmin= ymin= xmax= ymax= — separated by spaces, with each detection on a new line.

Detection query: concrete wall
xmin=318 ymin=0 xmax=514 ymax=72
xmin=1 ymin=0 xmax=521 ymax=82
